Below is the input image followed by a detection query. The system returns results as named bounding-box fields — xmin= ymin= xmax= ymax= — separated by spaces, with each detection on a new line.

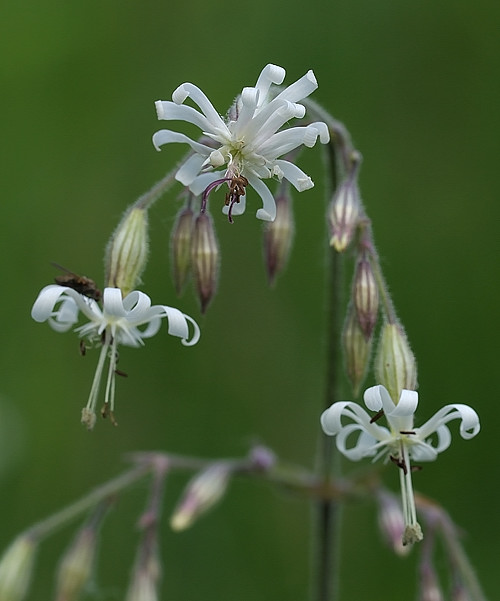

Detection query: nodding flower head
xmin=31 ymin=284 xmax=200 ymax=429
xmin=153 ymin=64 xmax=330 ymax=222
xmin=321 ymin=384 xmax=480 ymax=545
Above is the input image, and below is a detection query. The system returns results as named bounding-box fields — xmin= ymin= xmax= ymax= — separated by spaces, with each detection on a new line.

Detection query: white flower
xmin=31 ymin=285 xmax=200 ymax=428
xmin=321 ymin=385 xmax=480 ymax=544
xmin=152 ymin=64 xmax=330 ymax=222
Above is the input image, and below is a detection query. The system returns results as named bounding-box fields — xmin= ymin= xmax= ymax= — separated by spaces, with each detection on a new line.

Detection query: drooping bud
xmin=376 ymin=489 xmax=410 ymax=557
xmin=263 ymin=189 xmax=294 ymax=285
xmin=55 ymin=525 xmax=98 ymax=601
xmin=375 ymin=322 xmax=418 ymax=404
xmin=353 ymin=255 xmax=379 ymax=339
xmin=106 ymin=207 xmax=149 ymax=296
xmin=343 ymin=303 xmax=372 ymax=396
xmin=170 ymin=462 xmax=231 ymax=531
xmin=171 ymin=206 xmax=194 ymax=295
xmin=191 ymin=212 xmax=219 ymax=313
xmin=327 ymin=177 xmax=361 ymax=252
xmin=125 ymin=548 xmax=161 ymax=601
xmin=419 ymin=561 xmax=444 ymax=601
xmin=0 ymin=535 xmax=37 ymax=601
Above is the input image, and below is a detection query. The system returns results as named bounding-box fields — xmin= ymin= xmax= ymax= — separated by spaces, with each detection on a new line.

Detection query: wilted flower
xmin=31 ymin=285 xmax=200 ymax=428
xmin=321 ymin=385 xmax=480 ymax=544
xmin=153 ymin=64 xmax=330 ymax=221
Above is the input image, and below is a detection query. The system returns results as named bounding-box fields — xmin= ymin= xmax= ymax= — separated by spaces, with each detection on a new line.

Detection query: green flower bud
xmin=343 ymin=304 xmax=372 ymax=396
xmin=191 ymin=213 xmax=219 ymax=313
xmin=125 ymin=553 xmax=161 ymax=601
xmin=263 ymin=189 xmax=294 ymax=285
xmin=0 ymin=535 xmax=37 ymax=601
xmin=105 ymin=207 xmax=149 ymax=296
xmin=171 ymin=206 xmax=194 ymax=295
xmin=375 ymin=322 xmax=417 ymax=403
xmin=353 ymin=256 xmax=379 ymax=340
xmin=328 ymin=177 xmax=360 ymax=252
xmin=55 ymin=527 xmax=97 ymax=601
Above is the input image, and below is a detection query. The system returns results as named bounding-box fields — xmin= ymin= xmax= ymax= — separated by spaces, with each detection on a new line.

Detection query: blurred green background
xmin=1 ymin=0 xmax=498 ymax=599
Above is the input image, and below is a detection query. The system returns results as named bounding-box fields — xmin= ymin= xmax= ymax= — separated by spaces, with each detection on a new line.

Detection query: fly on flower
xmin=320 ymin=385 xmax=480 ymax=545
xmin=51 ymin=263 xmax=102 ymax=302
xmin=31 ymin=284 xmax=200 ymax=429
xmin=152 ymin=64 xmax=330 ymax=222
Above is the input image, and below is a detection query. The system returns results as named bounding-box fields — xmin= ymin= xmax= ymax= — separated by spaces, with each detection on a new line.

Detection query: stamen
xmin=370 ymin=409 xmax=385 ymax=423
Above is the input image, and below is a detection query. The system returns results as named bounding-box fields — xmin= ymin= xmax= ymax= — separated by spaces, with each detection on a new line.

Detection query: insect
xmin=51 ymin=263 xmax=102 ymax=301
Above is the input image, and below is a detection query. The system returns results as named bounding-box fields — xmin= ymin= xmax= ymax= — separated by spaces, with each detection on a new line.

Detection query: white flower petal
xmin=172 ymin=83 xmax=227 ymax=132
xmin=176 ymin=154 xmax=208 ymax=186
xmin=222 ymin=194 xmax=247 ymax=217
xmin=274 ymin=160 xmax=313 ymax=191
xmin=152 ymin=130 xmax=214 ymax=156
xmin=416 ymin=404 xmax=480 ymax=441
xmin=254 ymin=64 xmax=286 ymax=103
xmin=246 ymin=175 xmax=276 ymax=221
xmin=274 ymin=69 xmax=318 ymax=104
xmin=388 ymin=389 xmax=419 ymax=418
xmin=155 ymin=100 xmax=217 ymax=132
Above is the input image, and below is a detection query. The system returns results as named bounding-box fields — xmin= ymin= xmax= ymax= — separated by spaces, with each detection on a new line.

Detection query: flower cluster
xmin=32 ymin=285 xmax=200 ymax=429
xmin=153 ymin=64 xmax=330 ymax=222
xmin=321 ymin=385 xmax=480 ymax=544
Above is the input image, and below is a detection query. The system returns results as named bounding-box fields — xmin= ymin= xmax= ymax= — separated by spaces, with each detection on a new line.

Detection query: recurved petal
xmin=162 ymin=307 xmax=200 ymax=346
xmin=416 ymin=404 xmax=480 ymax=441
xmin=334 ymin=423 xmax=382 ymax=460
xmin=274 ymin=69 xmax=318 ymax=104
xmin=254 ymin=64 xmax=286 ymax=103
xmin=171 ymin=83 xmax=227 ymax=132
xmin=152 ymin=130 xmax=214 ymax=156
xmin=274 ymin=160 xmax=313 ymax=191
xmin=31 ymin=285 xmax=90 ymax=323
xmin=246 ymin=175 xmax=276 ymax=221
xmin=155 ymin=100 xmax=216 ymax=132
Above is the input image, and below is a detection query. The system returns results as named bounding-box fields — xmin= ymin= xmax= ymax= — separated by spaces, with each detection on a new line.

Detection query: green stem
xmin=26 ymin=463 xmax=151 ymax=542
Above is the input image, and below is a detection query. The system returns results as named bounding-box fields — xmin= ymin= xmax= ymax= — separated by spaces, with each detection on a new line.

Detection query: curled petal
xmin=274 ymin=160 xmax=313 ymax=191
xmin=274 ymin=69 xmax=318 ymax=104
xmin=416 ymin=404 xmax=480 ymax=442
xmin=335 ymin=423 xmax=381 ymax=461
xmin=161 ymin=307 xmax=200 ymax=346
xmin=321 ymin=401 xmax=390 ymax=441
xmin=152 ymin=130 xmax=214 ymax=156
xmin=254 ymin=64 xmax=286 ymax=103
xmin=171 ymin=83 xmax=227 ymax=132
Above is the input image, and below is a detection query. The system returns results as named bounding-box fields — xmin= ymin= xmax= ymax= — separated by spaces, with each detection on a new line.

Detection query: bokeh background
xmin=1 ymin=0 xmax=498 ymax=599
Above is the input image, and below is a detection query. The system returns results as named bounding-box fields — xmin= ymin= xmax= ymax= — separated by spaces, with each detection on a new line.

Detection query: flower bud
xmin=263 ymin=190 xmax=294 ymax=285
xmin=375 ymin=322 xmax=417 ymax=404
xmin=105 ymin=207 xmax=149 ymax=296
xmin=55 ymin=527 xmax=97 ymax=601
xmin=327 ymin=177 xmax=360 ymax=252
xmin=191 ymin=213 xmax=219 ymax=313
xmin=343 ymin=304 xmax=372 ymax=396
xmin=0 ymin=535 xmax=37 ymax=601
xmin=125 ymin=552 xmax=161 ymax=601
xmin=376 ymin=490 xmax=410 ymax=557
xmin=170 ymin=462 xmax=231 ymax=531
xmin=419 ymin=562 xmax=444 ymax=601
xmin=171 ymin=206 xmax=194 ymax=295
xmin=353 ymin=256 xmax=379 ymax=339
